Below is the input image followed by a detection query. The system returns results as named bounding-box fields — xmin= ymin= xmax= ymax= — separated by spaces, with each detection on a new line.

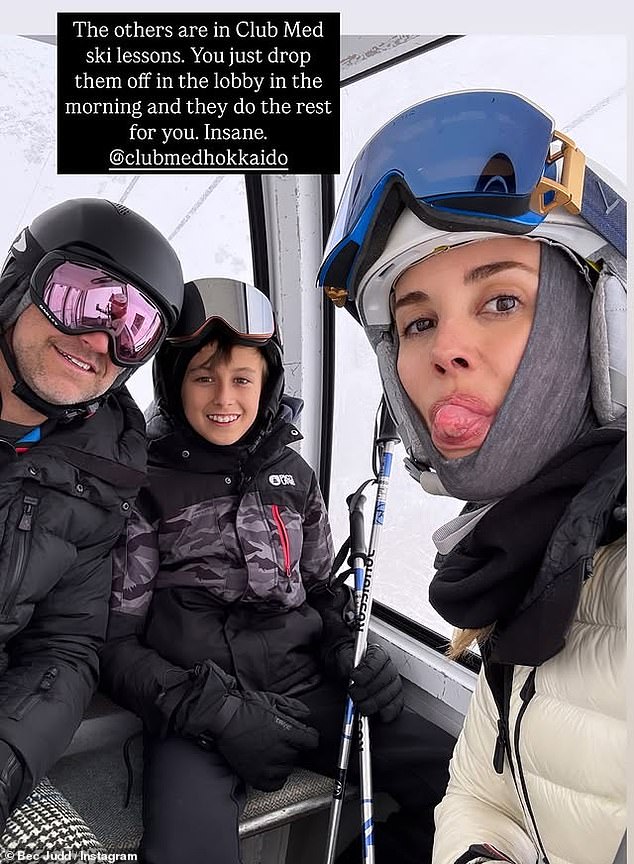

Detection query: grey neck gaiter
xmin=381 ymin=242 xmax=596 ymax=502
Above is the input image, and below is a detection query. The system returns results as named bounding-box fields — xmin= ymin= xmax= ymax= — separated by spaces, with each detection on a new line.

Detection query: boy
xmin=101 ymin=278 xmax=454 ymax=864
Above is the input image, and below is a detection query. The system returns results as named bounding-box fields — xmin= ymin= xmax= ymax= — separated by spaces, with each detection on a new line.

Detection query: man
xmin=0 ymin=198 xmax=183 ymax=833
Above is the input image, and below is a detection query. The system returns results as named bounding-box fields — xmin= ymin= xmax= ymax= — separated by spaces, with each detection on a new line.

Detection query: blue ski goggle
xmin=317 ymin=90 xmax=625 ymax=307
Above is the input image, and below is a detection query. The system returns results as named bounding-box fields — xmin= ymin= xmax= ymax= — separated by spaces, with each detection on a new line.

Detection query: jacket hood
xmin=151 ymin=335 xmax=287 ymax=438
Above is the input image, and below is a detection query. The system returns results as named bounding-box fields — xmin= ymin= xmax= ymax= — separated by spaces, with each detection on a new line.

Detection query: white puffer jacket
xmin=433 ymin=536 xmax=626 ymax=864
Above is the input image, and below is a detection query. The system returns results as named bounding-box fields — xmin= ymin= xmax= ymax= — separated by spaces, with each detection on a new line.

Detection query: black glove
xmin=170 ymin=660 xmax=319 ymax=792
xmin=0 ymin=739 xmax=24 ymax=835
xmin=310 ymin=585 xmax=404 ymax=724
xmin=211 ymin=688 xmax=319 ymax=792
xmin=310 ymin=583 xmax=357 ymax=676
xmin=334 ymin=642 xmax=404 ymax=724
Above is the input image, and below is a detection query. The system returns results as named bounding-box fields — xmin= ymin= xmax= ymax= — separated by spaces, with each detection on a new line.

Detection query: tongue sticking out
xmin=431 ymin=404 xmax=492 ymax=446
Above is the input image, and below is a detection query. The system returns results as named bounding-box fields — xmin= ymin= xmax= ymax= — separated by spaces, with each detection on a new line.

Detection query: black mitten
xmin=211 ymin=689 xmax=319 ymax=791
xmin=169 ymin=660 xmax=319 ymax=792
xmin=310 ymin=586 xmax=404 ymax=723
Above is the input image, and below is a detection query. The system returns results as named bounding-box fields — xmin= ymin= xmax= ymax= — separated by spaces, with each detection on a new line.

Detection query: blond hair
xmin=446 ymin=625 xmax=494 ymax=661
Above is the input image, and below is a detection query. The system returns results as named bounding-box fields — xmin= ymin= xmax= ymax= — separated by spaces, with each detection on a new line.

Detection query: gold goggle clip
xmin=324 ymin=286 xmax=348 ymax=307
xmin=530 ymin=130 xmax=586 ymax=216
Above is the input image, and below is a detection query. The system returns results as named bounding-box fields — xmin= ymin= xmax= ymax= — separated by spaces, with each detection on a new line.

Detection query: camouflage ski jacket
xmin=101 ymin=407 xmax=338 ymax=714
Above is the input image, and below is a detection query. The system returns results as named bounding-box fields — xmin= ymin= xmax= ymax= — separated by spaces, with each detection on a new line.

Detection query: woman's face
xmin=181 ymin=342 xmax=266 ymax=445
xmin=394 ymin=237 xmax=540 ymax=460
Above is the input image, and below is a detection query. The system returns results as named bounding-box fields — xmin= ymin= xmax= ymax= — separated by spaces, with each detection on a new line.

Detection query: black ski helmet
xmin=153 ymin=278 xmax=284 ymax=435
xmin=0 ymin=198 xmax=184 ymax=420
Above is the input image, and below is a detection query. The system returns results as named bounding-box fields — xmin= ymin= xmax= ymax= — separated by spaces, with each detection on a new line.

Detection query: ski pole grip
xmin=377 ymin=399 xmax=400 ymax=443
xmin=347 ymin=493 xmax=366 ymax=560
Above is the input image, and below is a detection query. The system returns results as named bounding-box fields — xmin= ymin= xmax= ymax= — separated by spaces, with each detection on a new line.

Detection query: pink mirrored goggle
xmin=30 ymin=252 xmax=167 ymax=367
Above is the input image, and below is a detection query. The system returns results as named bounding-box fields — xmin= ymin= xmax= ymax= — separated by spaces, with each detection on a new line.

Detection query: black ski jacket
xmin=0 ymin=388 xmax=146 ymax=814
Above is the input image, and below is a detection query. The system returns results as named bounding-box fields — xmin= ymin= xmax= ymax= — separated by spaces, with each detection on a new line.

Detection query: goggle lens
xmin=167 ymin=277 xmax=275 ymax=346
xmin=35 ymin=259 xmax=166 ymax=366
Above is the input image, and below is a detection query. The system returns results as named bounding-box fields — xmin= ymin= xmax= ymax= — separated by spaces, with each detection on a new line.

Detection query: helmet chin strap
xmin=402 ymin=454 xmax=449 ymax=496
xmin=0 ymin=333 xmax=117 ymax=422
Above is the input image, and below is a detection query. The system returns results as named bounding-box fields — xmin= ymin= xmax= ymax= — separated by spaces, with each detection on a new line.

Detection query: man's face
xmin=11 ymin=304 xmax=123 ymax=405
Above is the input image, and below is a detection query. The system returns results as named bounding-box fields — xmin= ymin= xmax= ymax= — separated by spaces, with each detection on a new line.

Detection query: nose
xmin=429 ymin=319 xmax=474 ymax=375
xmin=212 ymin=378 xmax=233 ymax=406
xmin=79 ymin=330 xmax=111 ymax=355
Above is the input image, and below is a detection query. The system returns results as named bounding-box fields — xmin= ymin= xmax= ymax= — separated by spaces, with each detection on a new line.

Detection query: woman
xmin=317 ymin=90 xmax=626 ymax=864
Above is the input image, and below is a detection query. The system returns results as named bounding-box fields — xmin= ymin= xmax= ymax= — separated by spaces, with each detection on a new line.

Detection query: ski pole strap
xmin=329 ymin=481 xmax=373 ymax=585
xmin=329 ymin=537 xmax=351 ymax=583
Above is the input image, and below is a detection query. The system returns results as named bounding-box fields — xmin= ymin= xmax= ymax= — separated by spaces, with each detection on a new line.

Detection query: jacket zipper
xmin=493 ymin=718 xmax=507 ymax=774
xmin=9 ymin=665 xmax=58 ymax=720
xmin=491 ymin=664 xmax=514 ymax=775
xmin=513 ymin=668 xmax=550 ymax=864
xmin=271 ymin=504 xmax=292 ymax=589
xmin=1 ymin=495 xmax=39 ymax=618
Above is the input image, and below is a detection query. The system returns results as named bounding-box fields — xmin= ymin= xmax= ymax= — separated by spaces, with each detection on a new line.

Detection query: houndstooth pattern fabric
xmin=243 ymin=768 xmax=335 ymax=820
xmin=0 ymin=777 xmax=103 ymax=856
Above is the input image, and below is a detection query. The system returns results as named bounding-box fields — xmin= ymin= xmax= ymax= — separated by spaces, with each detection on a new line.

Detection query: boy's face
xmin=181 ymin=341 xmax=266 ymax=445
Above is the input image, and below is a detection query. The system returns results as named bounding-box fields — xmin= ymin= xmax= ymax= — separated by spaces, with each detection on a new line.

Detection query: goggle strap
xmin=167 ymin=316 xmax=274 ymax=346
xmin=579 ymin=165 xmax=626 ymax=258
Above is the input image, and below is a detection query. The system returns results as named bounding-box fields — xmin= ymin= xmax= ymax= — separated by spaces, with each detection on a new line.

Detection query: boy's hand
xmin=167 ymin=658 xmax=318 ymax=790
xmin=210 ymin=690 xmax=319 ymax=792
xmin=335 ymin=643 xmax=404 ymax=723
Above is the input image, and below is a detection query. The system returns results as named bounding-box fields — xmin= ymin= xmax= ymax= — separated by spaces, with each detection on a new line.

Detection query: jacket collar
xmin=489 ymin=431 xmax=625 ymax=665
xmin=146 ymin=407 xmax=302 ymax=477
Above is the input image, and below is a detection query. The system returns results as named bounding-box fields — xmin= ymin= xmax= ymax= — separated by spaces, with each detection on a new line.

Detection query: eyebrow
xmin=464 ymin=260 xmax=538 ymax=283
xmin=393 ymin=290 xmax=429 ymax=312
xmin=393 ymin=260 xmax=538 ymax=312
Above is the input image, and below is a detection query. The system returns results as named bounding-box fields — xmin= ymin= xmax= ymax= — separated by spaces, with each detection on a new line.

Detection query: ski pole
xmin=323 ymin=488 xmax=368 ymax=864
xmin=356 ymin=402 xmax=399 ymax=863
xmin=323 ymin=400 xmax=400 ymax=864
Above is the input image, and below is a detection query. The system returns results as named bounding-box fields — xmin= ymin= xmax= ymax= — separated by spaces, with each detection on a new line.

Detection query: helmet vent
xmin=113 ymin=204 xmax=131 ymax=216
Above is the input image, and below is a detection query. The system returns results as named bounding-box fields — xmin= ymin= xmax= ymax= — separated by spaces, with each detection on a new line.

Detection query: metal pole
xmin=323 ymin=400 xmax=400 ymax=864
xmin=356 ymin=407 xmax=398 ymax=862
xmin=322 ymin=490 xmax=367 ymax=864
